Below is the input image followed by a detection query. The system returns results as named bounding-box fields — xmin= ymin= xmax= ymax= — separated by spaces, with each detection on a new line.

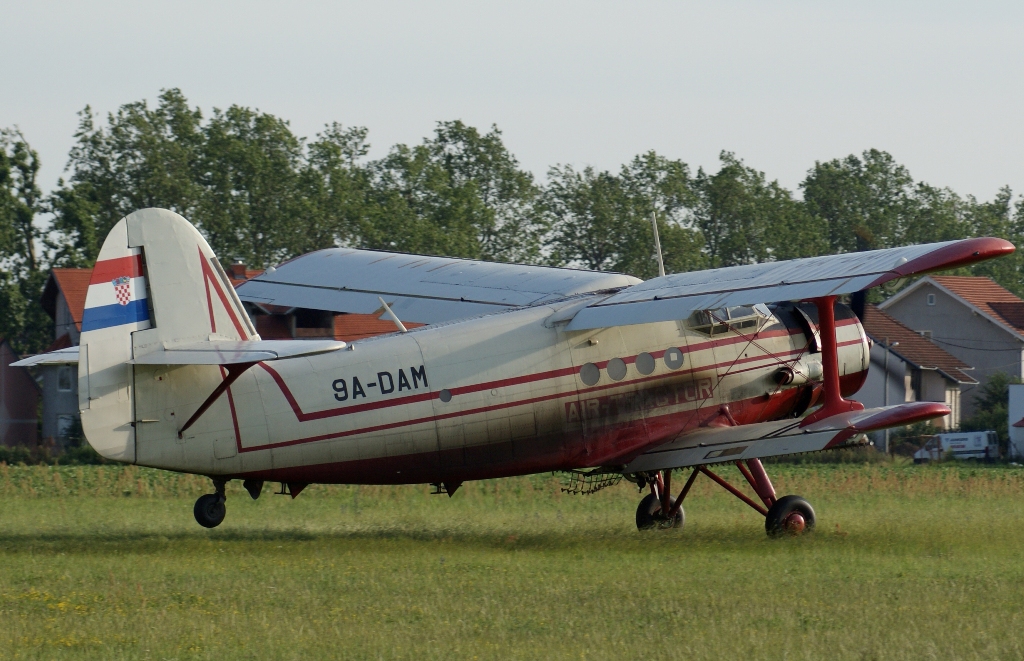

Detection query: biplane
xmin=14 ymin=209 xmax=1013 ymax=534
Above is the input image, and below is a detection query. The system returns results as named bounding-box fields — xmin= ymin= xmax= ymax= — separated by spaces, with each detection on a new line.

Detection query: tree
xmin=801 ymin=149 xmax=917 ymax=253
xmin=49 ymin=89 xmax=204 ymax=265
xmin=303 ymin=123 xmax=372 ymax=253
xmin=197 ymin=105 xmax=307 ymax=267
xmin=363 ymin=122 xmax=545 ymax=263
xmin=0 ymin=129 xmax=51 ymax=354
xmin=960 ymin=371 xmax=1020 ymax=454
xmin=546 ymin=152 xmax=704 ymax=278
xmin=694 ymin=152 xmax=824 ymax=268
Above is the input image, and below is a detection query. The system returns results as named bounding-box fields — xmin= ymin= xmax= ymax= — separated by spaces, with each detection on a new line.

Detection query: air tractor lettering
xmin=565 ymin=377 xmax=714 ymax=422
xmin=332 ymin=366 xmax=427 ymax=402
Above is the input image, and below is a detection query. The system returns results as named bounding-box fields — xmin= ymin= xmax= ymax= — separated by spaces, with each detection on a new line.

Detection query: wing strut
xmin=800 ymin=295 xmax=863 ymax=427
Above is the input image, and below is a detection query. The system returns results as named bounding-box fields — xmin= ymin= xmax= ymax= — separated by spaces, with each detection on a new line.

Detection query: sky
xmin=2 ymin=0 xmax=1023 ymax=202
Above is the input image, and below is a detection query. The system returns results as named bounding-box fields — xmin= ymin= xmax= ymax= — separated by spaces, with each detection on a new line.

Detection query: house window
xmin=57 ymin=366 xmax=73 ymax=392
xmin=926 ymin=293 xmax=936 ymax=306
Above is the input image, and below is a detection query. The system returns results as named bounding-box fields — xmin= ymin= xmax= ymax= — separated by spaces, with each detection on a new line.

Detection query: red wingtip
xmin=868 ymin=237 xmax=1016 ymax=289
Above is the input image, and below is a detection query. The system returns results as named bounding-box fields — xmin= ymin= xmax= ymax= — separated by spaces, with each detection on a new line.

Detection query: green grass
xmin=1 ymin=463 xmax=1023 ymax=660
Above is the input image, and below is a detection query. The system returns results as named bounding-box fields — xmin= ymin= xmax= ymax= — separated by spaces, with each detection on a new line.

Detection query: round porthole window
xmin=580 ymin=362 xmax=600 ymax=386
xmin=607 ymin=357 xmax=627 ymax=381
xmin=635 ymin=352 xmax=655 ymax=375
xmin=665 ymin=347 xmax=685 ymax=370
xmin=439 ymin=389 xmax=452 ymax=402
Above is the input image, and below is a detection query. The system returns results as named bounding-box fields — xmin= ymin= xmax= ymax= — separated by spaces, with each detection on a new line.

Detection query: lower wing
xmin=624 ymin=401 xmax=947 ymax=473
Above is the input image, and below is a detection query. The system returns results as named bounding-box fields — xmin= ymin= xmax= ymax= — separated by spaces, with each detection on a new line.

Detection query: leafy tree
xmin=0 ymin=129 xmax=51 ymax=354
xmin=694 ymin=152 xmax=824 ymax=267
xmin=197 ymin=105 xmax=306 ymax=267
xmin=545 ymin=152 xmax=704 ymax=278
xmin=50 ymin=89 xmax=203 ymax=265
xmin=303 ymin=123 xmax=372 ymax=253
xmin=362 ymin=122 xmax=544 ymax=263
xmin=960 ymin=371 xmax=1020 ymax=454
xmin=801 ymin=149 xmax=917 ymax=252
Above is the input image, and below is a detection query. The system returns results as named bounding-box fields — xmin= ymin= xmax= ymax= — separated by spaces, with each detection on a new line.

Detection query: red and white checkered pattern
xmin=114 ymin=281 xmax=131 ymax=306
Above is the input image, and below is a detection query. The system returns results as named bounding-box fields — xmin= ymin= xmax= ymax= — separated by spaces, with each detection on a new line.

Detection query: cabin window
xmin=688 ymin=304 xmax=770 ymax=336
xmin=664 ymin=347 xmax=685 ymax=370
xmin=926 ymin=293 xmax=936 ymax=306
xmin=57 ymin=366 xmax=73 ymax=392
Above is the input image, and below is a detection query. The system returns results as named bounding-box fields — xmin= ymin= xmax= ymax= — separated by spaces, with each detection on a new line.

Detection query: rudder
xmin=79 ymin=208 xmax=257 ymax=461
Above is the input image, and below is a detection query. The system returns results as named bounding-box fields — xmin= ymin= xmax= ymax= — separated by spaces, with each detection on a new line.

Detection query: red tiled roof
xmin=861 ymin=305 xmax=976 ymax=384
xmin=227 ymin=263 xmax=264 ymax=288
xmin=930 ymin=276 xmax=1024 ymax=332
xmin=45 ymin=333 xmax=73 ymax=353
xmin=42 ymin=269 xmax=92 ymax=330
xmin=333 ymin=314 xmax=424 ymax=342
xmin=43 ymin=263 xmax=259 ymax=330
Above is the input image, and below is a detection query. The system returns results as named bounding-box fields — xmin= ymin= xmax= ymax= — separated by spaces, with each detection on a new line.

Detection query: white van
xmin=914 ymin=431 xmax=999 ymax=463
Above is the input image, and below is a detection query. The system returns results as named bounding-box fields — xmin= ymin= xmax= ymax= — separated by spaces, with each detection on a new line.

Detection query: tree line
xmin=3 ymin=88 xmax=1023 ymax=355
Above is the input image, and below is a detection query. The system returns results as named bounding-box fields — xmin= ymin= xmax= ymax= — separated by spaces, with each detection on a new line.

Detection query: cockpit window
xmin=688 ymin=304 xmax=771 ymax=335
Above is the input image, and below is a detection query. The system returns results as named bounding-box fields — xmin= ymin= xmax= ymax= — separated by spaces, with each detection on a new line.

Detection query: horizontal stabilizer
xmin=567 ymin=237 xmax=1014 ymax=330
xmin=10 ymin=346 xmax=80 ymax=367
xmin=624 ymin=401 xmax=949 ymax=473
xmin=129 ymin=339 xmax=346 ymax=365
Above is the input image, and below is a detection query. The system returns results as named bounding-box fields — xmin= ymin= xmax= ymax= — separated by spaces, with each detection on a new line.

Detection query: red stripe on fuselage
xmin=235 ymin=319 xmax=863 ymax=453
xmin=90 ymin=254 xmax=144 ymax=284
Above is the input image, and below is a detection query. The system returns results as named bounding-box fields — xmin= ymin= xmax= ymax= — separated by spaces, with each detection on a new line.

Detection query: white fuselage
xmin=131 ymin=299 xmax=869 ymax=485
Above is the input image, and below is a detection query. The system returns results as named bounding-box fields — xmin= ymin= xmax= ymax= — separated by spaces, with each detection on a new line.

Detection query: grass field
xmin=1 ymin=463 xmax=1023 ymax=660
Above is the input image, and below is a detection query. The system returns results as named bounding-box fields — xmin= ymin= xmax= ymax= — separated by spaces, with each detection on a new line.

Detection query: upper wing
xmin=623 ymin=401 xmax=949 ymax=473
xmin=566 ymin=237 xmax=1013 ymax=330
xmin=236 ymin=248 xmax=641 ymax=325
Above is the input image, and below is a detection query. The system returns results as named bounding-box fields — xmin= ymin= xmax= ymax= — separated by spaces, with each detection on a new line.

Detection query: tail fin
xmin=80 ymin=208 xmax=257 ymax=461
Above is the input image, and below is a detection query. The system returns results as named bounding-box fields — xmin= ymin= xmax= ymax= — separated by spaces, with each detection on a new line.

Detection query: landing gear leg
xmin=671 ymin=461 xmax=815 ymax=538
xmin=194 ymin=478 xmax=227 ymax=528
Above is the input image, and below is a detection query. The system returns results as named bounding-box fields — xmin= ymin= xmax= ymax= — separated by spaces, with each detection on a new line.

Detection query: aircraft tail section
xmin=79 ymin=208 xmax=258 ymax=462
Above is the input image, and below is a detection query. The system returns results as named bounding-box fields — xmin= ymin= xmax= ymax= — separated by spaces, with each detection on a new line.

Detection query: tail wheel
xmin=636 ymin=493 xmax=684 ymax=530
xmin=194 ymin=493 xmax=226 ymax=528
xmin=765 ymin=495 xmax=815 ymax=537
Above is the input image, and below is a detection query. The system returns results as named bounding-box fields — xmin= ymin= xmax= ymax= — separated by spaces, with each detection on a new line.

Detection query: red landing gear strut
xmin=636 ymin=459 xmax=816 ymax=537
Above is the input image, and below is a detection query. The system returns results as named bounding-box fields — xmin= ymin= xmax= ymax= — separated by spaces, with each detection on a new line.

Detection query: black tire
xmin=194 ymin=494 xmax=226 ymax=528
xmin=635 ymin=493 xmax=685 ymax=530
xmin=765 ymin=495 xmax=815 ymax=537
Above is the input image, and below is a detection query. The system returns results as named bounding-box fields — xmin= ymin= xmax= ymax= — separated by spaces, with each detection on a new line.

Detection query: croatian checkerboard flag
xmin=81 ymin=248 xmax=152 ymax=332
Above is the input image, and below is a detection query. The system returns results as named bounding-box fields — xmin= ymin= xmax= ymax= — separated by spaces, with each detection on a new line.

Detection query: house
xmin=879 ymin=276 xmax=1024 ymax=417
xmin=39 ymin=268 xmax=90 ymax=447
xmin=858 ymin=305 xmax=976 ymax=435
xmin=35 ymin=262 xmax=422 ymax=448
xmin=224 ymin=261 xmax=424 ymax=341
xmin=0 ymin=338 xmax=40 ymax=447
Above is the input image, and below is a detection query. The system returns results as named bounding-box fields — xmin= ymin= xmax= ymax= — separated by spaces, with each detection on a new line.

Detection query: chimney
xmin=230 ymin=262 xmax=247 ymax=279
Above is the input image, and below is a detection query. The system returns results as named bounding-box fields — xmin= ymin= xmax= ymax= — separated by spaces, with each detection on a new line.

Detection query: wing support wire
xmin=177 ymin=362 xmax=256 ymax=438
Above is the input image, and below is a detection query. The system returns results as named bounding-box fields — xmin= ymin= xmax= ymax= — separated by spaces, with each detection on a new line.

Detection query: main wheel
xmin=194 ymin=493 xmax=226 ymax=528
xmin=636 ymin=493 xmax=684 ymax=530
xmin=765 ymin=495 xmax=815 ymax=537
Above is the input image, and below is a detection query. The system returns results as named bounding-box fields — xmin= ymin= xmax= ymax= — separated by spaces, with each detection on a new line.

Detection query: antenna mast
xmin=651 ymin=211 xmax=666 ymax=277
